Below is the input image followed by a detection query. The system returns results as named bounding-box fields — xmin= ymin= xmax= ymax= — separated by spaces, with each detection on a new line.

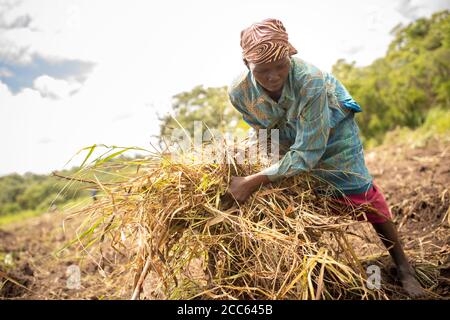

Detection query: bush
xmin=0 ymin=203 xmax=22 ymax=216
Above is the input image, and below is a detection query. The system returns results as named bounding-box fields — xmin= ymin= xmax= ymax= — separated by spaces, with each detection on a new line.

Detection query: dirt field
xmin=1 ymin=138 xmax=448 ymax=300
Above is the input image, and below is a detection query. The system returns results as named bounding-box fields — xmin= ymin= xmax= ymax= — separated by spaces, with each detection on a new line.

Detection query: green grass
xmin=0 ymin=209 xmax=42 ymax=226
xmin=0 ymin=196 xmax=91 ymax=227
xmin=376 ymin=107 xmax=450 ymax=149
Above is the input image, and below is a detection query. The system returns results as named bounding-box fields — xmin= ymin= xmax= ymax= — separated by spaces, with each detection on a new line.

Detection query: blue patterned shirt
xmin=228 ymin=57 xmax=373 ymax=195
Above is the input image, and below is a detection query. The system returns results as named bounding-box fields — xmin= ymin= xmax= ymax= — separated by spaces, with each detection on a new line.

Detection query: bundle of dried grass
xmin=60 ymin=145 xmax=387 ymax=300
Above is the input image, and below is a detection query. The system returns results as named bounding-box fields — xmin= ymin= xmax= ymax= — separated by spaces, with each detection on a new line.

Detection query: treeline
xmin=0 ymin=169 xmax=89 ymax=216
xmin=333 ymin=10 xmax=449 ymax=145
xmin=0 ymin=154 xmax=142 ymax=217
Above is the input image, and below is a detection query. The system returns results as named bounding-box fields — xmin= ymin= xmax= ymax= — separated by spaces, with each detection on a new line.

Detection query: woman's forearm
xmin=244 ymin=172 xmax=271 ymax=190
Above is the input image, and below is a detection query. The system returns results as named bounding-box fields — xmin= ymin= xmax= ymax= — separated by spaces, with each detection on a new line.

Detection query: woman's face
xmin=248 ymin=57 xmax=291 ymax=93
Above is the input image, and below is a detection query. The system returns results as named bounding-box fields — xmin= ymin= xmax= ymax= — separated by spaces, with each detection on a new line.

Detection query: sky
xmin=0 ymin=0 xmax=449 ymax=175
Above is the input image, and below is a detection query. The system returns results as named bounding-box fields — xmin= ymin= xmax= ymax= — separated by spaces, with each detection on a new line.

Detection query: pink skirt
xmin=334 ymin=183 xmax=393 ymax=224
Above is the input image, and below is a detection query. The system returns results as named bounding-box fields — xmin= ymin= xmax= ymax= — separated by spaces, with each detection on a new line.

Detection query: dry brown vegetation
xmin=1 ymin=137 xmax=448 ymax=300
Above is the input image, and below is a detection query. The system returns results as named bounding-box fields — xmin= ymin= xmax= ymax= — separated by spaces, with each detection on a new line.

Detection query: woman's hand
xmin=227 ymin=174 xmax=271 ymax=204
xmin=228 ymin=176 xmax=255 ymax=203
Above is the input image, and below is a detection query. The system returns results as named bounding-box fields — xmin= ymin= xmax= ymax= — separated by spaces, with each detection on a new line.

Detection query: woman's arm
xmin=227 ymin=80 xmax=331 ymax=204
xmin=261 ymin=81 xmax=331 ymax=181
xmin=228 ymin=173 xmax=271 ymax=203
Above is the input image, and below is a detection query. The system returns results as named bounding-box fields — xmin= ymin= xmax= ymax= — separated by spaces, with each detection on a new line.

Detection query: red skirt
xmin=334 ymin=183 xmax=393 ymax=224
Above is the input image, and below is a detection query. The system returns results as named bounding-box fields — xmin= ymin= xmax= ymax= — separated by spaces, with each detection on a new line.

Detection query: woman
xmin=227 ymin=18 xmax=424 ymax=298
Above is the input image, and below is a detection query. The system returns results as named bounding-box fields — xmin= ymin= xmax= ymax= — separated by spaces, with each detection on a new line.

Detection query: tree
xmin=332 ymin=10 xmax=450 ymax=145
xmin=159 ymin=85 xmax=251 ymax=145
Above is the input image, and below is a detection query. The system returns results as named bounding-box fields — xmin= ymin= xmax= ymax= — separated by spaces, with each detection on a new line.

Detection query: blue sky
xmin=0 ymin=0 xmax=449 ymax=175
xmin=0 ymin=53 xmax=95 ymax=94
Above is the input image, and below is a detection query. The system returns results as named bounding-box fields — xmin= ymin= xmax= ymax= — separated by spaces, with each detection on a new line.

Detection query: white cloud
xmin=33 ymin=75 xmax=81 ymax=100
xmin=0 ymin=13 xmax=32 ymax=29
xmin=0 ymin=67 xmax=162 ymax=175
xmin=0 ymin=78 xmax=11 ymax=96
xmin=37 ymin=137 xmax=53 ymax=144
xmin=0 ymin=38 xmax=32 ymax=64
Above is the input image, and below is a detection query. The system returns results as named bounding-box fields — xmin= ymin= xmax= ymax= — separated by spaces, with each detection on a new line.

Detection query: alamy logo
xmin=66 ymin=264 xmax=81 ymax=290
xmin=366 ymin=265 xmax=381 ymax=290
xmin=167 ymin=121 xmax=281 ymax=165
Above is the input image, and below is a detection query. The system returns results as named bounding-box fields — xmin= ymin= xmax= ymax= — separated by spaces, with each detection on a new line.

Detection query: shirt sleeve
xmin=228 ymin=93 xmax=262 ymax=130
xmin=261 ymin=80 xmax=331 ymax=181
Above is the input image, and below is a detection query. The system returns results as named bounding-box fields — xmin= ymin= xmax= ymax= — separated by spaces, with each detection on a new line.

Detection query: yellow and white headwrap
xmin=240 ymin=18 xmax=298 ymax=65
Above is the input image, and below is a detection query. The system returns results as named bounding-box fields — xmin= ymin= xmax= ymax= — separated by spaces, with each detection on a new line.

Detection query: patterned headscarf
xmin=240 ymin=18 xmax=297 ymax=65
